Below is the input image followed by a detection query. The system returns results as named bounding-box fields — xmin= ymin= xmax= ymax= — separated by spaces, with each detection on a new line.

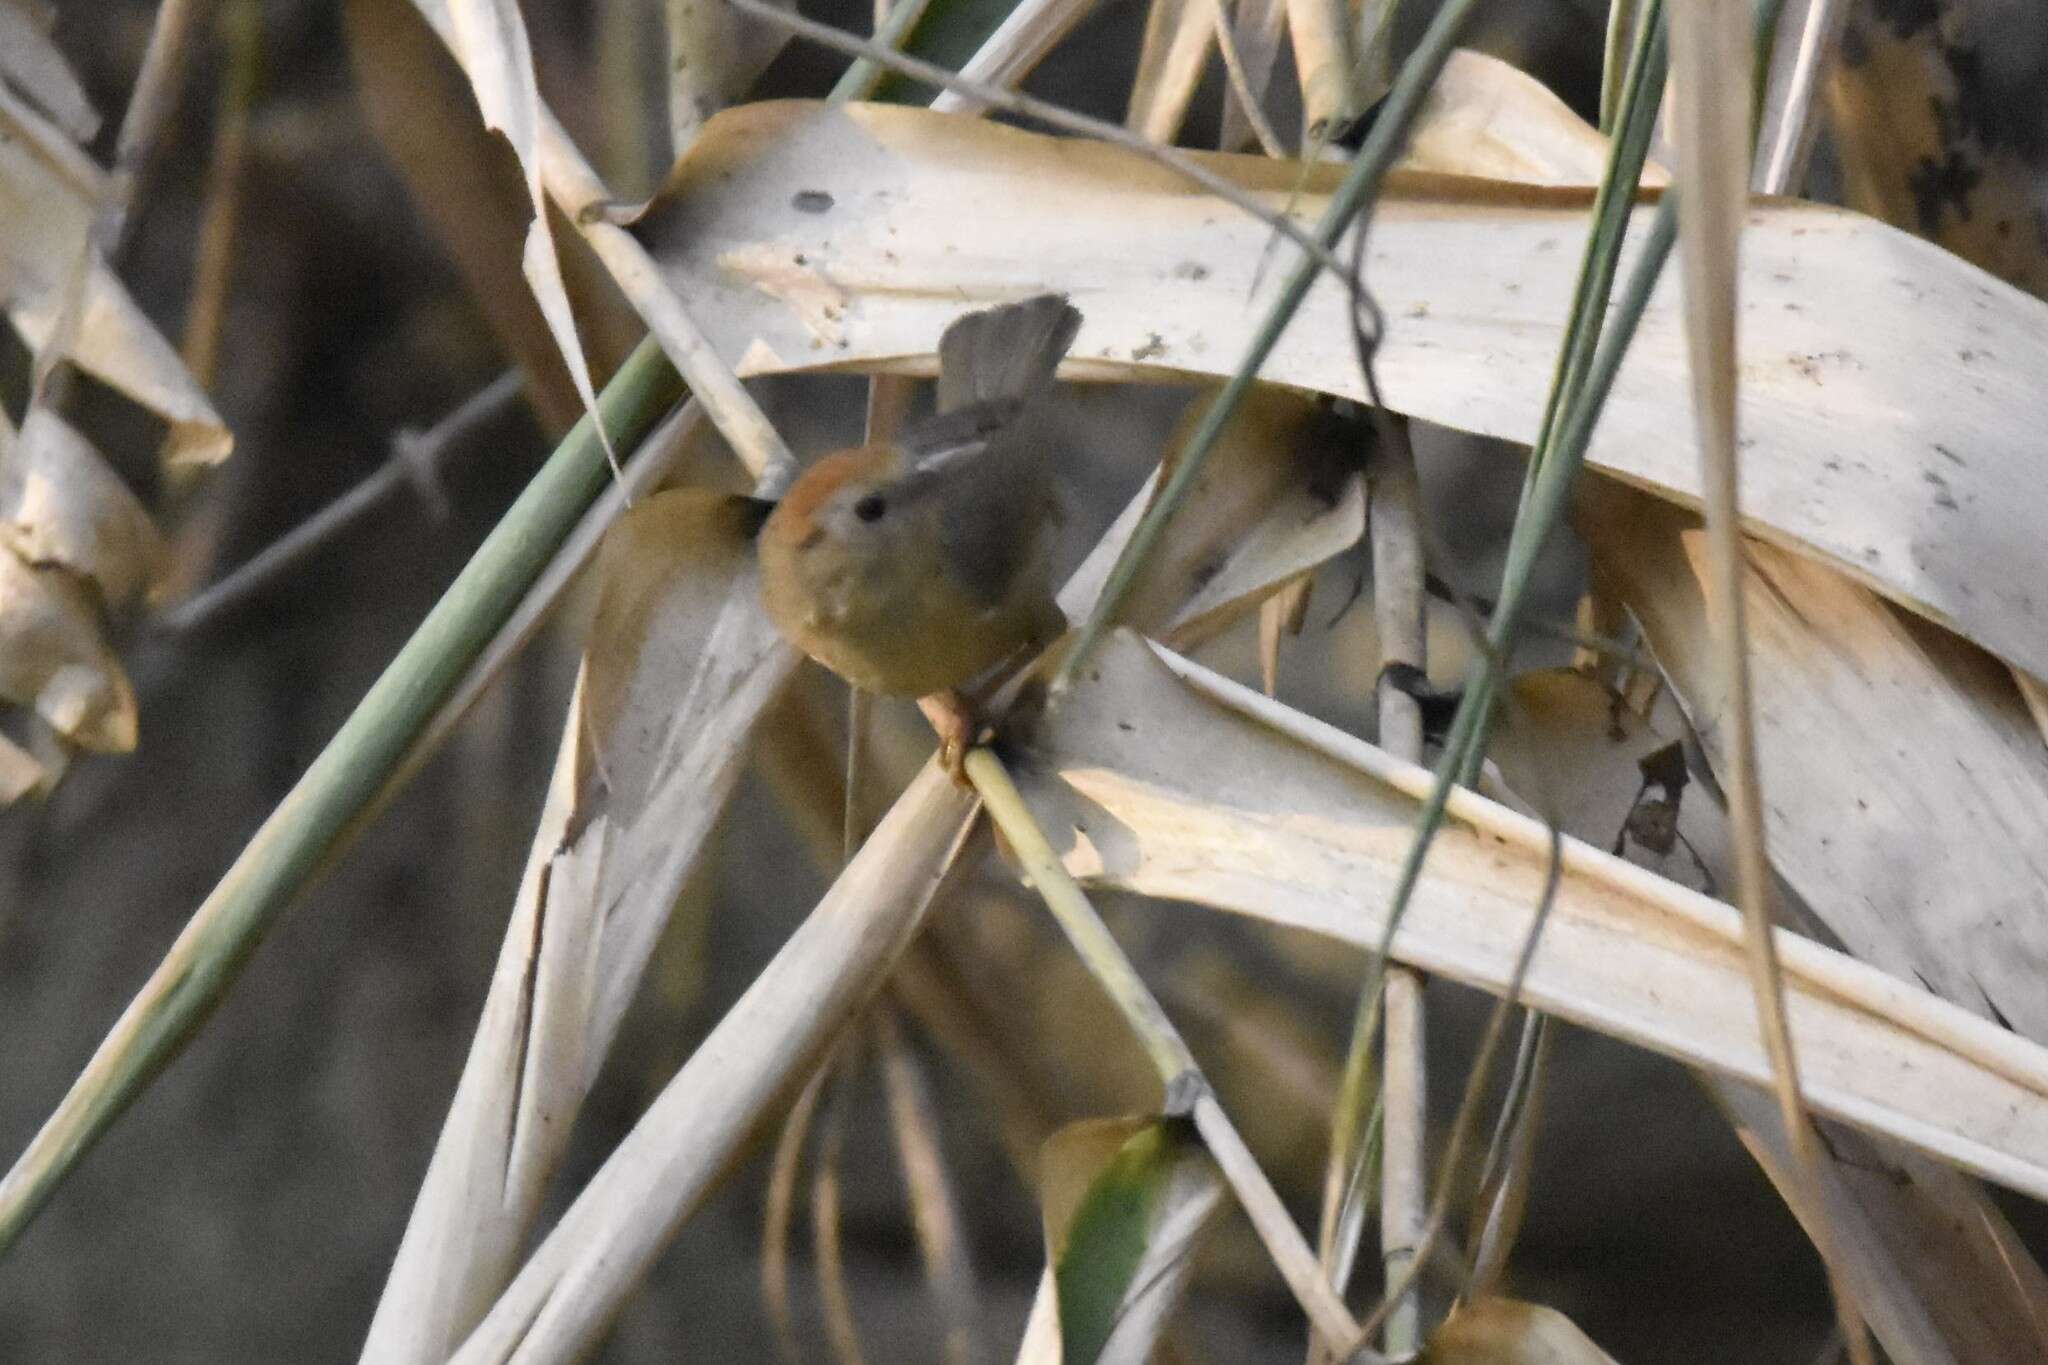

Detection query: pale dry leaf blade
xmin=364 ymin=491 xmax=794 ymax=1364
xmin=0 ymin=409 xmax=166 ymax=608
xmin=1406 ymin=49 xmax=1671 ymax=188
xmin=0 ymin=0 xmax=100 ymax=141
xmin=0 ymin=727 xmax=42 ymax=804
xmin=1416 ymin=1297 xmax=1620 ymax=1364
xmin=0 ymin=546 xmax=136 ymax=751
xmin=446 ymin=767 xmax=982 ymax=1365
xmin=0 ymin=87 xmax=231 ymax=468
xmin=1580 ymin=479 xmax=2048 ymax=1046
xmin=631 ymin=101 xmax=2048 ymax=684
xmin=1002 ymin=631 xmax=2048 ymax=1200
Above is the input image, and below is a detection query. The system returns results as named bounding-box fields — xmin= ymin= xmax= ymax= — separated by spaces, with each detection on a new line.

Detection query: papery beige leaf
xmin=445 ymin=765 xmax=982 ymax=1365
xmin=1717 ymin=1082 xmax=2048 ymax=1365
xmin=0 ymin=727 xmax=44 ymax=804
xmin=0 ymin=546 xmax=135 ymax=751
xmin=0 ymin=87 xmax=229 ymax=468
xmin=634 ymin=101 xmax=2048 ymax=683
xmin=410 ymin=0 xmax=612 ymax=461
xmin=362 ymin=490 xmax=796 ymax=1364
xmin=0 ymin=408 xmax=165 ymax=608
xmin=1407 ymin=50 xmax=1669 ymax=188
xmin=345 ymin=0 xmax=585 ymax=432
xmin=1059 ymin=385 xmax=1363 ymax=650
xmin=1284 ymin=0 xmax=1354 ymax=138
xmin=0 ymin=0 xmax=99 ymax=141
xmin=1217 ymin=0 xmax=1285 ymax=153
xmin=664 ymin=0 xmax=793 ymax=148
xmin=1494 ymin=627 xmax=2048 ymax=1365
xmin=1416 ymin=1297 xmax=1619 ymax=1364
xmin=1126 ymin=0 xmax=1214 ymax=145
xmin=1582 ymin=481 xmax=2048 ymax=1045
xmin=1002 ymin=631 xmax=2048 ymax=1200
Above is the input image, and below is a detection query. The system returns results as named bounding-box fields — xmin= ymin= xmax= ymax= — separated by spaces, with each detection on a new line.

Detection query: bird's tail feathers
xmin=936 ymin=294 xmax=1082 ymax=412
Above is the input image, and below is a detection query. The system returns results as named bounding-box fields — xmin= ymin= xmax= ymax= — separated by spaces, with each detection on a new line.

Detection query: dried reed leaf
xmin=0 ymin=727 xmax=41 ymax=804
xmin=362 ymin=491 xmax=796 ymax=1364
xmin=0 ymin=0 xmax=98 ymax=141
xmin=1284 ymin=0 xmax=1354 ymax=139
xmin=1716 ymin=1082 xmax=2048 ymax=1365
xmin=1126 ymin=0 xmax=1214 ymax=146
xmin=0 ymin=546 xmax=135 ymax=752
xmin=927 ymin=0 xmax=1101 ymax=116
xmin=1406 ymin=50 xmax=1670 ymax=188
xmin=407 ymin=0 xmax=612 ymax=461
xmin=664 ymin=0 xmax=794 ymax=147
xmin=0 ymin=87 xmax=229 ymax=467
xmin=1059 ymin=385 xmax=1363 ymax=650
xmin=633 ymin=101 xmax=2048 ymax=683
xmin=1216 ymin=0 xmax=1284 ymax=153
xmin=1039 ymin=1117 xmax=1226 ymax=1365
xmin=1416 ymin=1297 xmax=1619 ymax=1364
xmin=0 ymin=409 xmax=165 ymax=609
xmin=1001 ymin=631 xmax=2048 ymax=1201
xmin=444 ymin=767 xmax=982 ymax=1365
xmin=1582 ymin=482 xmax=2048 ymax=1046
xmin=344 ymin=0 xmax=586 ymax=430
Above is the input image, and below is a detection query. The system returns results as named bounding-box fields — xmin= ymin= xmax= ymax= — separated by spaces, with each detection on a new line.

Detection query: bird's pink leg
xmin=918 ymin=690 xmax=980 ymax=786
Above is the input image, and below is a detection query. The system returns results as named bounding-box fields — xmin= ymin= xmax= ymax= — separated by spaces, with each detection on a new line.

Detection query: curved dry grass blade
xmin=876 ymin=1007 xmax=984 ymax=1365
xmin=1218 ymin=0 xmax=1285 ymax=153
xmin=1668 ymin=2 xmax=1867 ymax=1352
xmin=1006 ymin=632 xmax=2048 ymax=1200
xmin=764 ymin=1057 xmax=833 ymax=1365
xmin=1465 ymin=1014 xmax=1550 ymax=1298
xmin=814 ymin=1055 xmax=870 ymax=1365
xmin=1406 ymin=49 xmax=1670 ymax=188
xmin=443 ymin=767 xmax=982 ymax=1364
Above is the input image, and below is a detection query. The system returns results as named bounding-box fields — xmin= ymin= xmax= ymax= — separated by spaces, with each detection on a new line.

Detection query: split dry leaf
xmin=0 ymin=85 xmax=229 ymax=468
xmin=1415 ymin=1297 xmax=1619 ymax=1364
xmin=1019 ymin=1117 xmax=1225 ymax=1365
xmin=1582 ymin=480 xmax=2048 ymax=1045
xmin=1404 ymin=49 xmax=1670 ymax=188
xmin=405 ymin=0 xmax=612 ymax=459
xmin=0 ymin=0 xmax=99 ymax=142
xmin=362 ymin=490 xmax=797 ymax=1365
xmin=0 ymin=546 xmax=136 ymax=752
xmin=1000 ymin=631 xmax=2048 ymax=1200
xmin=632 ymin=100 xmax=2048 ymax=684
xmin=0 ymin=408 xmax=166 ymax=610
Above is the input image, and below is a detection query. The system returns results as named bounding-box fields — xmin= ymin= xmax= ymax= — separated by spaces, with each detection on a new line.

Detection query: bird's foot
xmin=918 ymin=690 xmax=984 ymax=788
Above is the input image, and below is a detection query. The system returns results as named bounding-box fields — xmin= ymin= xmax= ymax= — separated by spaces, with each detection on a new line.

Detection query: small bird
xmin=759 ymin=294 xmax=1082 ymax=767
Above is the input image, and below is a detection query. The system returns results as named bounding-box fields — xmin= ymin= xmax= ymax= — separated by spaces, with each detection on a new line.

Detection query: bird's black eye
xmin=853 ymin=493 xmax=887 ymax=523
